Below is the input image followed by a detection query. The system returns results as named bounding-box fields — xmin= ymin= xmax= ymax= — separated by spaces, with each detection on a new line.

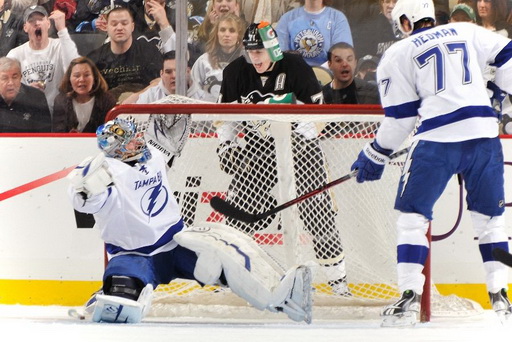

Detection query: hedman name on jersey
xmin=411 ymin=27 xmax=458 ymax=47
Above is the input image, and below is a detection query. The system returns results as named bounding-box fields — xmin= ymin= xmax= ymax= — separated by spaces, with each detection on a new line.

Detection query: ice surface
xmin=0 ymin=305 xmax=511 ymax=341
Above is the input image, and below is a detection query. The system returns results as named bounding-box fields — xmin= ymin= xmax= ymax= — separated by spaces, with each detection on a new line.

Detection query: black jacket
xmin=0 ymin=85 xmax=51 ymax=132
xmin=52 ymin=91 xmax=117 ymax=133
xmin=322 ymin=78 xmax=380 ymax=105
xmin=0 ymin=10 xmax=28 ymax=57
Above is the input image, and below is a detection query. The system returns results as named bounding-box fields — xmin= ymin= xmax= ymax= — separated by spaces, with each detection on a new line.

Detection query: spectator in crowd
xmin=322 ymin=42 xmax=379 ymax=105
xmin=66 ymin=0 xmax=104 ymax=31
xmin=352 ymin=0 xmax=399 ymax=59
xmin=122 ymin=50 xmax=205 ymax=104
xmin=239 ymin=0 xmax=297 ymax=24
xmin=168 ymin=0 xmax=208 ymax=25
xmin=7 ymin=5 xmax=80 ymax=114
xmin=87 ymin=6 xmax=163 ymax=98
xmin=52 ymin=0 xmax=77 ymax=27
xmin=475 ymin=0 xmax=512 ymax=37
xmin=130 ymin=0 xmax=176 ymax=53
xmin=0 ymin=57 xmax=51 ymax=132
xmin=194 ymin=0 xmax=243 ymax=54
xmin=52 ymin=56 xmax=116 ymax=133
xmin=275 ymin=0 xmax=352 ymax=67
xmin=191 ymin=13 xmax=244 ymax=102
xmin=69 ymin=0 xmax=129 ymax=32
xmin=0 ymin=0 xmax=32 ymax=56
xmin=450 ymin=2 xmax=477 ymax=23
xmin=330 ymin=0 xmax=378 ymax=34
xmin=354 ymin=54 xmax=378 ymax=83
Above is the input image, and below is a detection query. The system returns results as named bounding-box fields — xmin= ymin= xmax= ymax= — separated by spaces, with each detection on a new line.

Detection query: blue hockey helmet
xmin=96 ymin=118 xmax=151 ymax=163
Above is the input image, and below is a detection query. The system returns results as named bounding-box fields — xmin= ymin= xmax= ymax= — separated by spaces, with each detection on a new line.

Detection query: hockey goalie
xmin=67 ymin=117 xmax=313 ymax=324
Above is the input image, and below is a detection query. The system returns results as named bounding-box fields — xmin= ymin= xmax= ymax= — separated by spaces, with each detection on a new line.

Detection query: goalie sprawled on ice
xmin=67 ymin=117 xmax=313 ymax=324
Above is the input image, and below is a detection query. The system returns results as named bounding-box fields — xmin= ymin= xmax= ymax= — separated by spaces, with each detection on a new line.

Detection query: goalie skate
xmin=381 ymin=290 xmax=421 ymax=327
xmin=274 ymin=266 xmax=313 ymax=324
xmin=73 ymin=284 xmax=153 ymax=323
xmin=91 ymin=294 xmax=145 ymax=323
xmin=489 ymin=289 xmax=512 ymax=322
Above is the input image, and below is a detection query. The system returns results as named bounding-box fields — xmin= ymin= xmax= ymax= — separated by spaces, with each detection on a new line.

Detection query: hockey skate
xmin=329 ymin=276 xmax=352 ymax=297
xmin=273 ymin=265 xmax=314 ymax=324
xmin=91 ymin=283 xmax=153 ymax=323
xmin=489 ymin=289 xmax=512 ymax=321
xmin=381 ymin=290 xmax=421 ymax=327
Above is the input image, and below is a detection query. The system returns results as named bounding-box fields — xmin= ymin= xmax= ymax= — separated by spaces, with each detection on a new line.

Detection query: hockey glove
xmin=263 ymin=92 xmax=297 ymax=104
xmin=145 ymin=114 xmax=192 ymax=167
xmin=68 ymin=153 xmax=113 ymax=197
xmin=350 ymin=141 xmax=393 ymax=183
xmin=217 ymin=140 xmax=246 ymax=175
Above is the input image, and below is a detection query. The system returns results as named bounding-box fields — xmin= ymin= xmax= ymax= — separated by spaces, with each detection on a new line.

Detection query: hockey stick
xmin=210 ymin=147 xmax=410 ymax=223
xmin=492 ymin=248 xmax=512 ymax=267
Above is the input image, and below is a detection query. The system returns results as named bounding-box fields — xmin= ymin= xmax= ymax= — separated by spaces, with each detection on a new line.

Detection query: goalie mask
xmin=96 ymin=118 xmax=151 ymax=163
xmin=391 ymin=0 xmax=435 ymax=37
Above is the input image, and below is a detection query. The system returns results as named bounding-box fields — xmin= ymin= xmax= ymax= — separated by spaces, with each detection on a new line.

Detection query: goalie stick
xmin=210 ymin=147 xmax=410 ymax=223
xmin=493 ymin=248 xmax=512 ymax=268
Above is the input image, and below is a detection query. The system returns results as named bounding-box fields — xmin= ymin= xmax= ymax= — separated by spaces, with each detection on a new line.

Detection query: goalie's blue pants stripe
xmin=104 ymin=244 xmax=198 ymax=289
xmin=105 ymin=219 xmax=184 ymax=256
xmin=395 ymin=138 xmax=505 ymax=221
xmin=397 ymin=244 xmax=429 ymax=265
xmin=480 ymin=241 xmax=510 ymax=262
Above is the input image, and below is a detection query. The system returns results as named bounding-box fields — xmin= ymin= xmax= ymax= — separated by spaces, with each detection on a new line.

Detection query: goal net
xmin=107 ymin=97 xmax=483 ymax=321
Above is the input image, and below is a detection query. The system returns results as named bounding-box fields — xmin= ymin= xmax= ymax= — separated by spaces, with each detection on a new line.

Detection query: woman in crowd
xmin=475 ymin=0 xmax=512 ymax=37
xmin=193 ymin=0 xmax=243 ymax=54
xmin=191 ymin=13 xmax=245 ymax=102
xmin=53 ymin=56 xmax=116 ymax=133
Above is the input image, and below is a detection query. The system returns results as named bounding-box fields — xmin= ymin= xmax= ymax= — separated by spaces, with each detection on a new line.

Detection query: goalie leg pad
xmin=174 ymin=223 xmax=285 ymax=311
xmin=271 ymin=265 xmax=313 ymax=324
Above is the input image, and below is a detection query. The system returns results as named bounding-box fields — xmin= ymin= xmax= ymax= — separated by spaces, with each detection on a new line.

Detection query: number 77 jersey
xmin=376 ymin=21 xmax=512 ymax=148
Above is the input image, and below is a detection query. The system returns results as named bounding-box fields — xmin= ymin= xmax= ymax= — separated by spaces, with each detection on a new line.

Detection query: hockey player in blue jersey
xmin=351 ymin=0 xmax=512 ymax=326
xmin=67 ymin=117 xmax=313 ymax=324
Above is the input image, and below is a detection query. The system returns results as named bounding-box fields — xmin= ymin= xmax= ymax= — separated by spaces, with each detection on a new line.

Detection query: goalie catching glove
xmin=68 ymin=153 xmax=113 ymax=197
xmin=351 ymin=141 xmax=393 ymax=183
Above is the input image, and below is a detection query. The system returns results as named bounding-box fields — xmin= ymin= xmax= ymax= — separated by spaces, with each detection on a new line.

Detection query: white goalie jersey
xmin=376 ymin=22 xmax=512 ymax=150
xmin=69 ymin=146 xmax=183 ymax=256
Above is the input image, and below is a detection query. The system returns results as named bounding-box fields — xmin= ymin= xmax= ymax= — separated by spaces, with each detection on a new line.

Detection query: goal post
xmin=105 ymin=101 xmax=479 ymax=322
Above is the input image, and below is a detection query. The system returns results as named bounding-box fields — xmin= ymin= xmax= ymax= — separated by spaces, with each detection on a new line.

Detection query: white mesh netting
xmin=112 ymin=95 xmax=483 ymax=320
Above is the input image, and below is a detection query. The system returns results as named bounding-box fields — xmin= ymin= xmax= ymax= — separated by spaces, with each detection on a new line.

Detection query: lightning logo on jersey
xmin=141 ymin=180 xmax=169 ymax=220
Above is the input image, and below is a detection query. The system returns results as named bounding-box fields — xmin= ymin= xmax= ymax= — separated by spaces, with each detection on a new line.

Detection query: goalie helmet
xmin=96 ymin=118 xmax=151 ymax=163
xmin=391 ymin=0 xmax=435 ymax=36
xmin=243 ymin=23 xmax=264 ymax=50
